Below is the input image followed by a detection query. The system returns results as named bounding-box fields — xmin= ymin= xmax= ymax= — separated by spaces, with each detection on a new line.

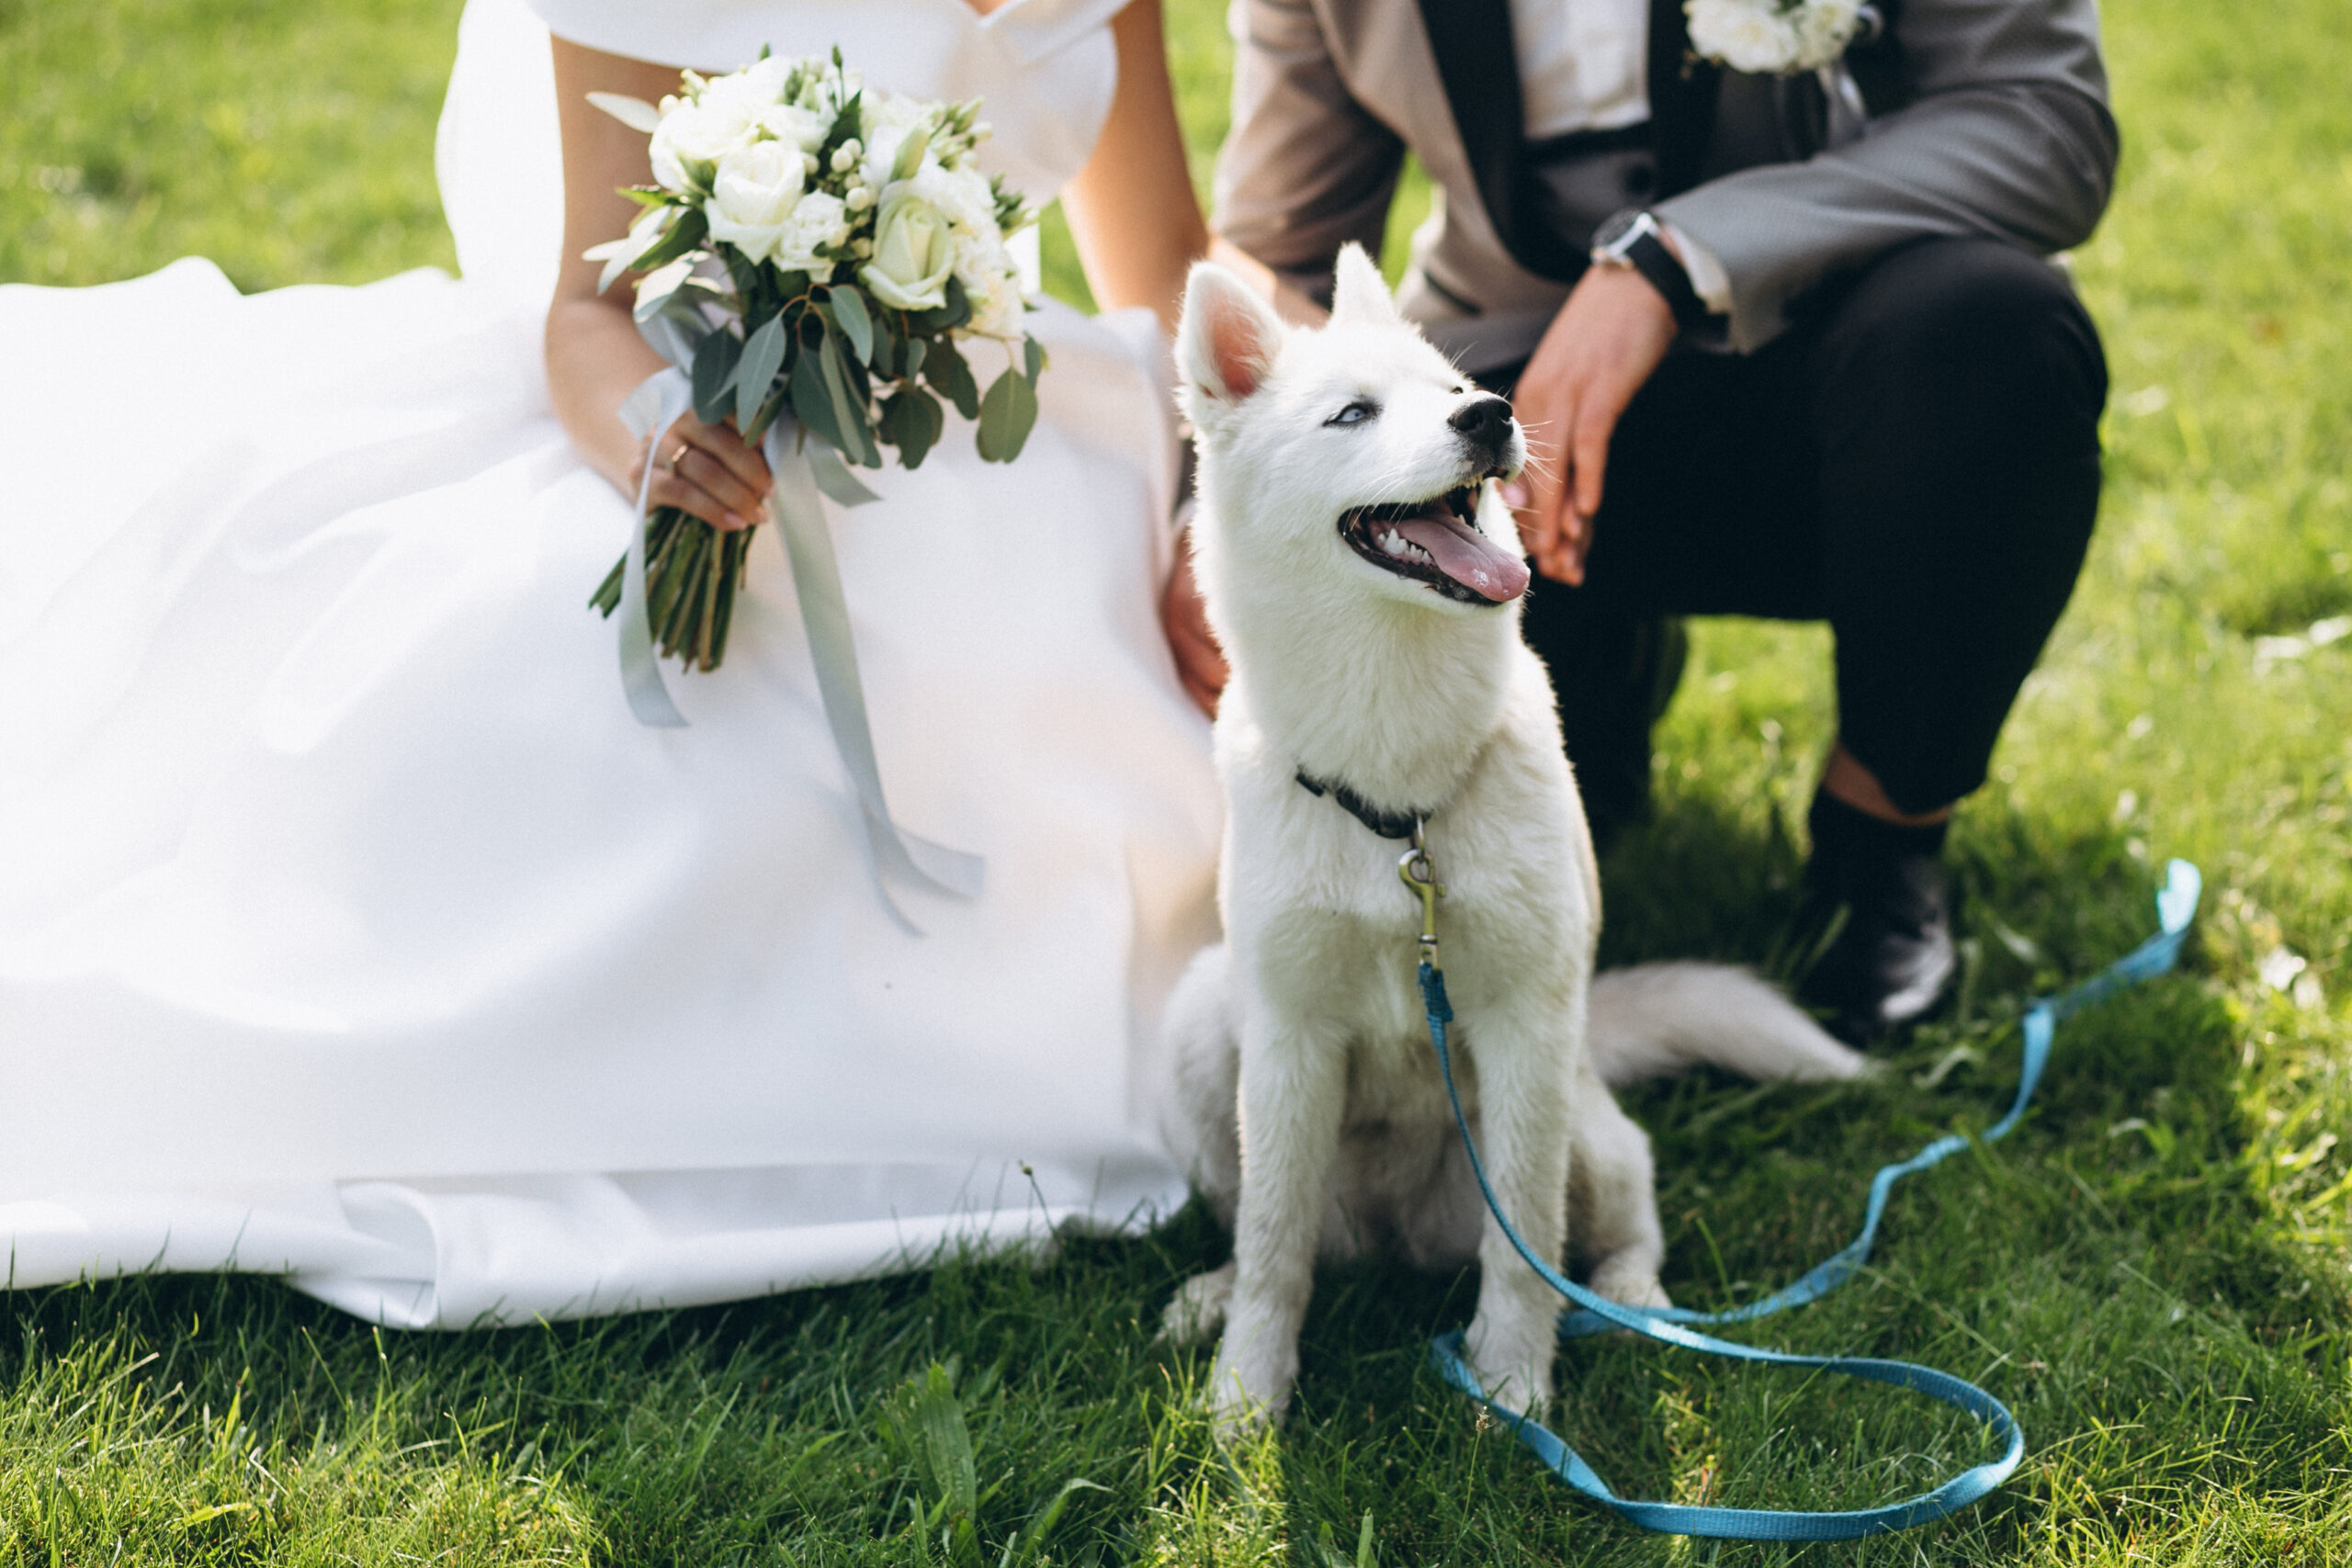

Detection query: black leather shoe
xmin=1797 ymin=792 xmax=1958 ymax=1043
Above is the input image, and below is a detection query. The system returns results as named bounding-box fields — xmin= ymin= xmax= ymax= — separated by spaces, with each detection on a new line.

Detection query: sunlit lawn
xmin=3 ymin=0 xmax=2347 ymax=1561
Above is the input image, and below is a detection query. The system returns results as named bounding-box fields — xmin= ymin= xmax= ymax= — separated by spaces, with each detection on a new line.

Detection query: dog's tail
xmin=1588 ymin=962 xmax=1872 ymax=1089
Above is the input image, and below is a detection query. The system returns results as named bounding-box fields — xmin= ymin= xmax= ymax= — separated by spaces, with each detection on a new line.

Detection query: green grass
xmin=4 ymin=0 xmax=2350 ymax=1561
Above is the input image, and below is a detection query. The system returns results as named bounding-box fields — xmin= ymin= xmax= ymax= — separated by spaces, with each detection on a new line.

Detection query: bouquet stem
xmin=590 ymin=505 xmax=754 ymax=673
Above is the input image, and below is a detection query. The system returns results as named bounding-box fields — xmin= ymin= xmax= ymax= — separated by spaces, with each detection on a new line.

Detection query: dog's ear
xmin=1178 ymin=263 xmax=1285 ymax=409
xmin=1329 ymin=243 xmax=1400 ymax=328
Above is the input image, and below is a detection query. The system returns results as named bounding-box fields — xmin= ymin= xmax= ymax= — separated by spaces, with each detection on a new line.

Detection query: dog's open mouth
xmin=1340 ymin=483 xmax=1532 ymax=605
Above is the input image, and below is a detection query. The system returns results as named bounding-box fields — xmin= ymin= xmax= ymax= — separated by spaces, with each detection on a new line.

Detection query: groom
xmin=1204 ymin=0 xmax=2118 ymax=1041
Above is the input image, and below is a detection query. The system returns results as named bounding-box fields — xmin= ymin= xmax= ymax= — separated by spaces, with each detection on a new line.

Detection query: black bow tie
xmin=1295 ymin=769 xmax=1432 ymax=840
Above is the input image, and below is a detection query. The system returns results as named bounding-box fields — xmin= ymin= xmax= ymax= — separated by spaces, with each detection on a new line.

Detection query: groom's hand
xmin=1502 ymin=265 xmax=1677 ymax=585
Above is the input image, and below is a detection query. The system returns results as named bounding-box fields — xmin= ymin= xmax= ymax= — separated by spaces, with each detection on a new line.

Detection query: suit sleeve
xmin=1212 ymin=0 xmax=1407 ymax=295
xmin=1655 ymin=0 xmax=2119 ymax=351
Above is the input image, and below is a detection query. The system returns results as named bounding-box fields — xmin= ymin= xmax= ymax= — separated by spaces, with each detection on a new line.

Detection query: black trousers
xmin=1508 ymin=237 xmax=2108 ymax=830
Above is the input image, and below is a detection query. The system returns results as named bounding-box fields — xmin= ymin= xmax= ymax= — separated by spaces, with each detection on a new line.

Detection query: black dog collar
xmin=1295 ymin=769 xmax=1431 ymax=840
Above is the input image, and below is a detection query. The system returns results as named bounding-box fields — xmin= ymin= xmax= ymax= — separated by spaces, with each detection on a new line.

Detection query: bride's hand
xmin=628 ymin=413 xmax=775 ymax=532
xmin=547 ymin=41 xmax=779 ymax=527
xmin=1161 ymin=547 xmax=1227 ymax=716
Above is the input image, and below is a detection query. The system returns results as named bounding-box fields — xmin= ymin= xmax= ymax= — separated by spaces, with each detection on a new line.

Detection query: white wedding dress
xmin=0 ymin=0 xmax=1220 ymax=1327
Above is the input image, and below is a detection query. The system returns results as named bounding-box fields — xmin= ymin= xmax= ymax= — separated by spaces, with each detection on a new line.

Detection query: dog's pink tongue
xmin=1395 ymin=514 xmax=1532 ymax=604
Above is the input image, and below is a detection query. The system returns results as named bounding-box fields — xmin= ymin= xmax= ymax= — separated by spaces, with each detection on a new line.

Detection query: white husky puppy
xmin=1158 ymin=246 xmax=1867 ymax=1427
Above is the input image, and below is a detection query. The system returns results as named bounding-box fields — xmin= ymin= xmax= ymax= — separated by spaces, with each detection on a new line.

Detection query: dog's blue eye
xmin=1326 ymin=400 xmax=1378 ymax=427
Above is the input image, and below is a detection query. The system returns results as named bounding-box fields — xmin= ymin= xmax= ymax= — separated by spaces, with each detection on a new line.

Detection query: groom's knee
xmin=1813 ymin=237 xmax=2108 ymax=454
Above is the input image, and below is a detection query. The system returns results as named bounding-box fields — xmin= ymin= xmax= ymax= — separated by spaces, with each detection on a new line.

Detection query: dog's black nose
xmin=1448 ymin=394 xmax=1514 ymax=460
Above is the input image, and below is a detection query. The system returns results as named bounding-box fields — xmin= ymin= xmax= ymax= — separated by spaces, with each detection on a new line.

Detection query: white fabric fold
xmin=1 ymin=0 xmax=1217 ymax=1324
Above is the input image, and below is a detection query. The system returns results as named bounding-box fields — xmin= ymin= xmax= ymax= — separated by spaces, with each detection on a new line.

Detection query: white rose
xmin=759 ymin=101 xmax=833 ymax=152
xmin=650 ymin=94 xmax=761 ymax=194
xmin=704 ymin=140 xmax=807 ymax=264
xmin=1792 ymin=0 xmax=1860 ymax=67
xmin=770 ymin=189 xmax=853 ymax=276
xmin=1687 ymin=0 xmax=1802 ymax=73
xmin=965 ymin=262 xmax=1026 ymax=341
xmin=700 ymin=56 xmax=791 ymax=118
xmin=905 ymin=162 xmax=999 ymax=235
xmin=859 ymin=187 xmax=956 ymax=310
xmin=950 ymin=215 xmax=1028 ymax=340
xmin=856 ymin=94 xmax=934 ymax=189
xmin=814 ymin=65 xmax=863 ymax=112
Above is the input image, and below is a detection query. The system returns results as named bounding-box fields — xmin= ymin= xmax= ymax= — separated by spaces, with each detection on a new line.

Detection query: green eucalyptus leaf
xmin=922 ymin=337 xmax=979 ymax=421
xmin=735 ymin=314 xmax=788 ymax=433
xmin=976 ymin=367 xmax=1039 ymax=463
xmin=1023 ymin=335 xmax=1045 ymax=384
xmin=630 ymin=206 xmax=707 ymax=274
xmin=691 ymin=330 xmax=743 ymax=426
xmin=819 ymin=330 xmax=878 ymax=466
xmin=880 ymin=387 xmax=944 ymax=470
xmin=825 ymin=89 xmax=863 ymax=150
xmin=909 ymin=274 xmax=972 ymax=336
xmin=901 ymin=336 xmax=927 ymax=380
xmin=867 ymin=308 xmax=900 ymax=378
xmin=830 ymin=284 xmax=875 ymax=367
xmin=790 ymin=328 xmax=846 ymax=452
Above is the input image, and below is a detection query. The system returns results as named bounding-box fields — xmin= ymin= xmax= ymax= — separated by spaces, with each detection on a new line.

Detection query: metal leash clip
xmin=1397 ymin=818 xmax=1444 ymax=968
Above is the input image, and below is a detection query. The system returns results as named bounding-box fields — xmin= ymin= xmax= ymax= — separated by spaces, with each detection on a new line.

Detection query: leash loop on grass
xmin=1425 ymin=858 xmax=2200 ymax=1540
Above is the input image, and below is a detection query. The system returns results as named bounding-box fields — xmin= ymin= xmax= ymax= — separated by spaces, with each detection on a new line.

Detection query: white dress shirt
xmin=1508 ymin=0 xmax=1734 ymax=310
xmin=1510 ymin=0 xmax=1651 ymax=137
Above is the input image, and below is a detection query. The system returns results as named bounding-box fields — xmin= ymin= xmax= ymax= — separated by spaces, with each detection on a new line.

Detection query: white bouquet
xmin=584 ymin=49 xmax=1044 ymax=671
xmin=1686 ymin=0 xmax=1865 ymax=74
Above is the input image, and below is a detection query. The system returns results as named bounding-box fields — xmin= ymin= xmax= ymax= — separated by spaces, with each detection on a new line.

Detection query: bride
xmin=0 ymin=0 xmax=1227 ymax=1326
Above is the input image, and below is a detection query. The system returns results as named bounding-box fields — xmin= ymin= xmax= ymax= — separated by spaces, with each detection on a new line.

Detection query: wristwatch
xmin=1591 ymin=209 xmax=1709 ymax=333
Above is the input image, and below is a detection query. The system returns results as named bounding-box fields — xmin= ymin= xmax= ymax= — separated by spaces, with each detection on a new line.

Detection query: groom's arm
xmin=1214 ymin=0 xmax=1405 ymax=308
xmin=1657 ymin=0 xmax=2119 ymax=353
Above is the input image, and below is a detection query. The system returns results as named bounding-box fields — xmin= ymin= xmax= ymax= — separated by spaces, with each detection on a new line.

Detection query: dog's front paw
xmin=1159 ymin=1261 xmax=1237 ymax=1345
xmin=1204 ymin=1361 xmax=1283 ymax=1437
xmin=1204 ymin=1321 xmax=1297 ymax=1433
xmin=1462 ymin=1315 xmax=1555 ymax=1415
xmin=1587 ymin=1256 xmax=1672 ymax=1314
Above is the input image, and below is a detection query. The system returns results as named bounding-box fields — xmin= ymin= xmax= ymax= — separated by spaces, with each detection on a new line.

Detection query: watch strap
xmin=1620 ymin=227 xmax=1709 ymax=333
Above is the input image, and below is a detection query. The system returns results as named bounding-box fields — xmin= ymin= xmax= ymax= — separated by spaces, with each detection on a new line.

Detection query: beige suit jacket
xmin=1214 ymin=0 xmax=2118 ymax=355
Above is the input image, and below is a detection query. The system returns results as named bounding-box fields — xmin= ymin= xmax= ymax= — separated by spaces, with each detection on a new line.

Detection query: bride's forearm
xmin=546 ymin=296 xmax=669 ymax=498
xmin=1060 ymin=0 xmax=1206 ymax=336
xmin=541 ymin=39 xmax=775 ymax=534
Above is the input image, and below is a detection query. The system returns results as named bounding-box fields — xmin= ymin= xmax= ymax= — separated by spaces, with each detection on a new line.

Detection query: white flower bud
xmin=845 ymin=185 xmax=874 ymax=211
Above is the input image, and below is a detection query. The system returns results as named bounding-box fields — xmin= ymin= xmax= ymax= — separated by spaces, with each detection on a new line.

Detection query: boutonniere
xmin=1686 ymin=0 xmax=1878 ymax=74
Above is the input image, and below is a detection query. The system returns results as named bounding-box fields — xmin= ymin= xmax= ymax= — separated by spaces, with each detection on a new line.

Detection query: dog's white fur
xmin=1159 ymin=246 xmax=1868 ymax=1425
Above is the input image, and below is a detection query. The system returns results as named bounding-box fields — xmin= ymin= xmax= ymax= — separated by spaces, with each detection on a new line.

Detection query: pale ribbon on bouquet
xmin=611 ymin=275 xmax=985 ymax=931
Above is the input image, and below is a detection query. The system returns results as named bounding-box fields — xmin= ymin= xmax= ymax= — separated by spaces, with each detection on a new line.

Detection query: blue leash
xmin=1422 ymin=858 xmax=2202 ymax=1540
